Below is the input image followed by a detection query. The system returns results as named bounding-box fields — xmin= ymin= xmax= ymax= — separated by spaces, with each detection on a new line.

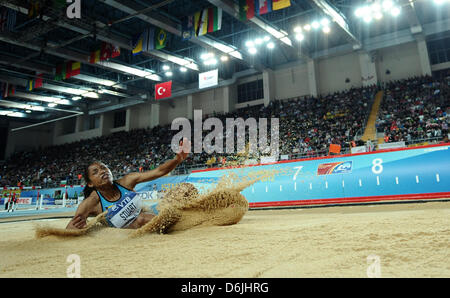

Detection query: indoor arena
xmin=0 ymin=0 xmax=449 ymax=280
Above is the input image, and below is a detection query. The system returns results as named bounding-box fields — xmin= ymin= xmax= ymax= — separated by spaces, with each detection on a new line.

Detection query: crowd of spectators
xmin=1 ymin=75 xmax=448 ymax=189
xmin=376 ymin=75 xmax=449 ymax=144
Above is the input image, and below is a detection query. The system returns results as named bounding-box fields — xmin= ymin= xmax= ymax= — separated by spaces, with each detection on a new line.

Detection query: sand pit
xmin=0 ymin=200 xmax=449 ymax=277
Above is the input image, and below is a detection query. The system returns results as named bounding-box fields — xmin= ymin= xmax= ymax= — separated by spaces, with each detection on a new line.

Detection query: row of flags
xmin=239 ymin=0 xmax=291 ymax=21
xmin=0 ymin=82 xmax=15 ymax=99
xmin=181 ymin=6 xmax=222 ymax=41
xmin=0 ymin=7 xmax=17 ymax=32
xmin=27 ymin=0 xmax=66 ymax=19
xmin=89 ymin=42 xmax=121 ymax=63
xmin=132 ymin=27 xmax=168 ymax=55
xmin=55 ymin=61 xmax=81 ymax=81
xmin=26 ymin=73 xmax=43 ymax=91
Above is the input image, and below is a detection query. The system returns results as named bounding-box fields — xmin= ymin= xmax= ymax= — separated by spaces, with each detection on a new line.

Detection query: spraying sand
xmin=34 ymin=174 xmax=257 ymax=238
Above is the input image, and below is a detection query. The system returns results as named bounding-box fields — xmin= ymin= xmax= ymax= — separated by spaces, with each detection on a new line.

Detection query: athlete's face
xmin=87 ymin=162 xmax=113 ymax=187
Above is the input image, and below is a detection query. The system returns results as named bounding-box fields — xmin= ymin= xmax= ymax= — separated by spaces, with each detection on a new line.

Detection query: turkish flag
xmin=155 ymin=81 xmax=172 ymax=100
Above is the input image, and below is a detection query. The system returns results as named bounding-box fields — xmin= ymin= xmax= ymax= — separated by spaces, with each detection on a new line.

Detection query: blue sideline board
xmin=2 ymin=144 xmax=449 ymax=207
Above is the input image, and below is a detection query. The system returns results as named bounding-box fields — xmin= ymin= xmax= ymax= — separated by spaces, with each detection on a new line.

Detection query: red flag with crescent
xmin=155 ymin=81 xmax=172 ymax=100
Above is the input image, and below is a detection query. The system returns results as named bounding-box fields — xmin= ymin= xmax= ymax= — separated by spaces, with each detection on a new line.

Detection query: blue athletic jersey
xmin=97 ymin=182 xmax=133 ymax=212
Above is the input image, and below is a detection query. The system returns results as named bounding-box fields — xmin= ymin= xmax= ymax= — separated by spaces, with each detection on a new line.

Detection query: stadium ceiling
xmin=0 ymin=0 xmax=449 ymax=125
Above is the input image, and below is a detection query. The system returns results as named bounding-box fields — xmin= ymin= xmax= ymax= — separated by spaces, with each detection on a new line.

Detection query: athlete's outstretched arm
xmin=119 ymin=138 xmax=191 ymax=189
xmin=66 ymin=192 xmax=100 ymax=229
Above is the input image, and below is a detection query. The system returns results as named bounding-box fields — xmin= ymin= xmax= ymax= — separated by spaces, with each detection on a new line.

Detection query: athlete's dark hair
xmin=83 ymin=160 xmax=103 ymax=198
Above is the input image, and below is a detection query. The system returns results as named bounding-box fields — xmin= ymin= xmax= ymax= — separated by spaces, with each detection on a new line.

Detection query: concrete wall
xmin=317 ymin=52 xmax=363 ymax=95
xmin=376 ymin=41 xmax=423 ymax=82
xmin=273 ymin=64 xmax=310 ymax=99
xmin=5 ymin=121 xmax=54 ymax=158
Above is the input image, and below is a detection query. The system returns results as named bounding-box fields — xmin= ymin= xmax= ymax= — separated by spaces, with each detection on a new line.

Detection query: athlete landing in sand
xmin=66 ymin=138 xmax=192 ymax=230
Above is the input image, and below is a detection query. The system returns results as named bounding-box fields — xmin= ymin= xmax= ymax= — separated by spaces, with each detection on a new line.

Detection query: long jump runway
xmin=0 ymin=201 xmax=448 ymax=278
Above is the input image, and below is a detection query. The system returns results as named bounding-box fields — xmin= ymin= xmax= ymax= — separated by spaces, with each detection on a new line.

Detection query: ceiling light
xmin=248 ymin=47 xmax=257 ymax=55
xmin=200 ymin=53 xmax=213 ymax=60
xmin=220 ymin=55 xmax=229 ymax=62
xmin=322 ymin=26 xmax=330 ymax=34
xmin=48 ymin=103 xmax=57 ymax=108
xmin=303 ymin=24 xmax=311 ymax=31
xmin=363 ymin=15 xmax=372 ymax=23
xmin=165 ymin=71 xmax=173 ymax=77
xmin=179 ymin=67 xmax=187 ymax=72
xmin=254 ymin=38 xmax=263 ymax=45
xmin=267 ymin=42 xmax=275 ymax=49
xmin=263 ymin=36 xmax=270 ymax=42
xmin=294 ymin=26 xmax=302 ymax=33
xmin=311 ymin=21 xmax=320 ymax=29
xmin=382 ymin=0 xmax=393 ymax=11
xmin=374 ymin=12 xmax=383 ymax=20
xmin=162 ymin=65 xmax=170 ymax=71
xmin=72 ymin=96 xmax=82 ymax=101
xmin=391 ymin=7 xmax=400 ymax=17
xmin=245 ymin=40 xmax=254 ymax=48
xmin=25 ymin=110 xmax=32 ymax=114
xmin=295 ymin=34 xmax=305 ymax=41
xmin=320 ymin=18 xmax=330 ymax=26
xmin=209 ymin=59 xmax=218 ymax=65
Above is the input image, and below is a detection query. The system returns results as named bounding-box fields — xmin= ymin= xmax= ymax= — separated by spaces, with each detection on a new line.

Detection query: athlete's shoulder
xmin=114 ymin=179 xmax=136 ymax=192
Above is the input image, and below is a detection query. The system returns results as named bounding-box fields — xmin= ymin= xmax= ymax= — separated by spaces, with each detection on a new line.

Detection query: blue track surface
xmin=0 ymin=206 xmax=76 ymax=219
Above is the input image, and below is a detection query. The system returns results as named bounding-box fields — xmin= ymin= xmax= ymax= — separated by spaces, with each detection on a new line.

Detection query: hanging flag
xmin=89 ymin=49 xmax=101 ymax=63
xmin=26 ymin=80 xmax=34 ymax=91
xmin=194 ymin=9 xmax=208 ymax=37
xmin=70 ymin=61 xmax=81 ymax=77
xmin=100 ymin=42 xmax=112 ymax=61
xmin=132 ymin=31 xmax=145 ymax=55
xmin=256 ymin=0 xmax=272 ymax=15
xmin=154 ymin=81 xmax=172 ymax=100
xmin=55 ymin=61 xmax=80 ymax=80
xmin=1 ymin=83 xmax=15 ymax=99
xmin=0 ymin=8 xmax=6 ymax=32
xmin=111 ymin=44 xmax=121 ymax=58
xmin=199 ymin=69 xmax=218 ymax=89
xmin=0 ymin=7 xmax=17 ymax=32
xmin=28 ymin=0 xmax=41 ymax=19
xmin=35 ymin=73 xmax=43 ymax=88
xmin=181 ymin=15 xmax=194 ymax=41
xmin=207 ymin=7 xmax=222 ymax=33
xmin=155 ymin=28 xmax=167 ymax=50
xmin=26 ymin=73 xmax=43 ymax=91
xmin=272 ymin=0 xmax=291 ymax=11
xmin=239 ymin=0 xmax=255 ymax=21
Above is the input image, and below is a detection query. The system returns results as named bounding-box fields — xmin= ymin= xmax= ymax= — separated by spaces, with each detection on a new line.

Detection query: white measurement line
xmin=436 ymin=174 xmax=440 ymax=183
xmin=280 ymin=185 xmax=282 ymax=192
xmin=395 ymin=177 xmax=399 ymax=185
xmin=342 ymin=180 xmax=345 ymax=188
xmin=309 ymin=183 xmax=312 ymax=190
xmin=376 ymin=176 xmax=380 ymax=186
xmin=359 ymin=179 xmax=362 ymax=187
xmin=325 ymin=181 xmax=328 ymax=189
xmin=252 ymin=187 xmax=254 ymax=193
xmin=265 ymin=186 xmax=268 ymax=193
xmin=416 ymin=175 xmax=420 ymax=184
xmin=294 ymin=182 xmax=297 ymax=191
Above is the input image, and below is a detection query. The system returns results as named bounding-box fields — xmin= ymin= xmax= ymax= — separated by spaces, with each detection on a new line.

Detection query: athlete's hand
xmin=176 ymin=137 xmax=191 ymax=162
xmin=66 ymin=215 xmax=87 ymax=230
